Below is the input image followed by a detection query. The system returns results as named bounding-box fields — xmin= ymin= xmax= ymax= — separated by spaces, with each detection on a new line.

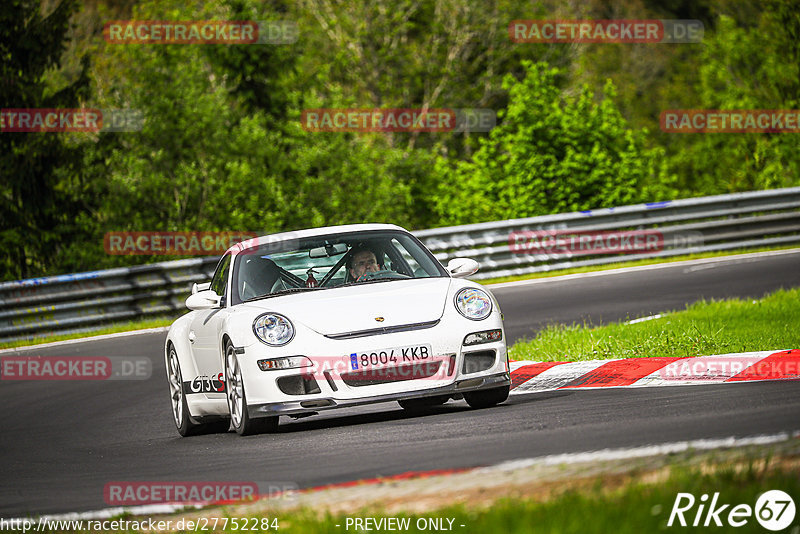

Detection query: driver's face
xmin=349 ymin=250 xmax=379 ymax=279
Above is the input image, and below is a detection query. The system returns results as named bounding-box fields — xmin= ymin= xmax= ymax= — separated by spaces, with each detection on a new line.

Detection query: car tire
xmin=167 ymin=345 xmax=229 ymax=436
xmin=398 ymin=395 xmax=450 ymax=411
xmin=463 ymin=385 xmax=509 ymax=409
xmin=225 ymin=340 xmax=278 ymax=436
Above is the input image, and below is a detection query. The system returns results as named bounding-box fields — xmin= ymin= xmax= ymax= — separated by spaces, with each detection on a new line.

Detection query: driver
xmin=347 ymin=246 xmax=380 ymax=282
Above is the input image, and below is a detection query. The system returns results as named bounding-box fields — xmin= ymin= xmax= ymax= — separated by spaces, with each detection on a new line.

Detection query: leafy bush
xmin=434 ymin=61 xmax=676 ymax=225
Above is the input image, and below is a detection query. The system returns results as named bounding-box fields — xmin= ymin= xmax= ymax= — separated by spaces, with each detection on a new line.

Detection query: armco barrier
xmin=1 ymin=188 xmax=799 ymax=342
xmin=0 ymin=258 xmax=219 ymax=343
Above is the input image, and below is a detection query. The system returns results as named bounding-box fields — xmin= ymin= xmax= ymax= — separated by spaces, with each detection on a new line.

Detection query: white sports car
xmin=165 ymin=224 xmax=510 ymax=436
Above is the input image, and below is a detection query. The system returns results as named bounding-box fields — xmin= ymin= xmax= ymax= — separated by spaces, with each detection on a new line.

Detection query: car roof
xmin=228 ymin=223 xmax=410 ymax=255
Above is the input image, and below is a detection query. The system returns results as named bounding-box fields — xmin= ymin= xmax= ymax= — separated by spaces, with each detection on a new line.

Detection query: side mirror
xmin=447 ymin=258 xmax=479 ymax=278
xmin=191 ymin=282 xmax=211 ymax=295
xmin=186 ymin=289 xmax=221 ymax=311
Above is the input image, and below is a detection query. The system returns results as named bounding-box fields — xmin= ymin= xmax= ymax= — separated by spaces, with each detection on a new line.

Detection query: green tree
xmin=0 ymin=0 xmax=91 ymax=280
xmin=666 ymin=4 xmax=800 ymax=195
xmin=434 ymin=61 xmax=675 ymax=225
xmin=290 ymin=0 xmax=572 ymax=159
xmin=80 ymin=0 xmax=425 ymax=272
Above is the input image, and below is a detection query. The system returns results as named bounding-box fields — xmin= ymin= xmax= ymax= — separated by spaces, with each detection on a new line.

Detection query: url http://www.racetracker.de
xmin=0 ymin=516 xmax=281 ymax=532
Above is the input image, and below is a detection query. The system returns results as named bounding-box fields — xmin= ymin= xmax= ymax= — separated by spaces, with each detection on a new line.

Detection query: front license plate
xmin=349 ymin=344 xmax=432 ymax=370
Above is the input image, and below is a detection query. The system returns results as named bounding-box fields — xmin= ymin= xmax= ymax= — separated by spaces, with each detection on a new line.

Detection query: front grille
xmin=324 ymin=319 xmax=439 ymax=340
xmin=340 ymin=361 xmax=441 ymax=387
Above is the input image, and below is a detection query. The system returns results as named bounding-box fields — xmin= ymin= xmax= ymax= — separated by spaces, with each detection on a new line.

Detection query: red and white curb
xmin=509 ymin=349 xmax=800 ymax=394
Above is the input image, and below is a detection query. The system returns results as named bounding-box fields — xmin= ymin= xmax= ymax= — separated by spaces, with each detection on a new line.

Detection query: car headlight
xmin=454 ymin=288 xmax=493 ymax=320
xmin=253 ymin=313 xmax=295 ymax=346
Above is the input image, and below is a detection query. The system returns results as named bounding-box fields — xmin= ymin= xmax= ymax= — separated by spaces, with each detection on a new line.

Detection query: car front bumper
xmin=237 ymin=306 xmax=510 ymax=418
xmin=247 ymin=371 xmax=510 ymax=418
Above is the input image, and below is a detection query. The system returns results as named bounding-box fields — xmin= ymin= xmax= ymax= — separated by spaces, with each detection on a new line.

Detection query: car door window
xmin=210 ymin=253 xmax=231 ymax=299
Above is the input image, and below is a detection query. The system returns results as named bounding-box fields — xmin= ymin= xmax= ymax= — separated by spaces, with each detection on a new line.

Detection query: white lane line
xmin=625 ymin=313 xmax=663 ymax=325
xmin=486 ymin=248 xmax=800 ymax=289
xmin=683 ymin=263 xmax=724 ymax=273
xmin=0 ymin=327 xmax=169 ymax=354
xmin=8 ymin=503 xmax=203 ymax=523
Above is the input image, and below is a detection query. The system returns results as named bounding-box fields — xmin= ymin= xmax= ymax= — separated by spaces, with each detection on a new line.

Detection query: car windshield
xmin=230 ymin=229 xmax=448 ymax=305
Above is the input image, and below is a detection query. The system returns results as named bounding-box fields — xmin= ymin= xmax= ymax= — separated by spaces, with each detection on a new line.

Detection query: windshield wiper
xmin=243 ymin=286 xmax=321 ymax=303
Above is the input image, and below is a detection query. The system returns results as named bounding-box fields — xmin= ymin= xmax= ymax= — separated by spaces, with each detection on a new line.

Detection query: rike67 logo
xmin=668 ymin=490 xmax=796 ymax=531
xmin=182 ymin=373 xmax=225 ymax=394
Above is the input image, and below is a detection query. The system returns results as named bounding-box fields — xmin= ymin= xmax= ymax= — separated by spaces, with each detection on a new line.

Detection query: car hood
xmin=238 ymin=277 xmax=452 ymax=336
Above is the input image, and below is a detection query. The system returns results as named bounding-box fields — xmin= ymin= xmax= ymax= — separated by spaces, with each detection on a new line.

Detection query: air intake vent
xmin=340 ymin=361 xmax=441 ymax=387
xmin=462 ymin=350 xmax=496 ymax=374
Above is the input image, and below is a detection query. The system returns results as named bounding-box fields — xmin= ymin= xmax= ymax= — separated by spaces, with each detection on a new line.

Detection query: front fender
xmin=165 ymin=312 xmax=201 ymax=389
xmin=222 ymin=308 xmax=263 ymax=350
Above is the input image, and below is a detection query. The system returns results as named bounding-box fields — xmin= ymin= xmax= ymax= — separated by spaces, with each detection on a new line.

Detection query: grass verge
xmin=481 ymin=245 xmax=800 ymax=286
xmin=0 ymin=317 xmax=173 ymax=351
xmin=36 ymin=439 xmax=800 ymax=533
xmin=284 ymin=464 xmax=799 ymax=534
xmin=508 ymin=288 xmax=800 ymax=362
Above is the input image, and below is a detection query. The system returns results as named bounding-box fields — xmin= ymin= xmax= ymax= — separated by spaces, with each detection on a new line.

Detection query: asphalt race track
xmin=1 ymin=251 xmax=799 ymax=517
xmin=493 ymin=250 xmax=800 ymax=341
